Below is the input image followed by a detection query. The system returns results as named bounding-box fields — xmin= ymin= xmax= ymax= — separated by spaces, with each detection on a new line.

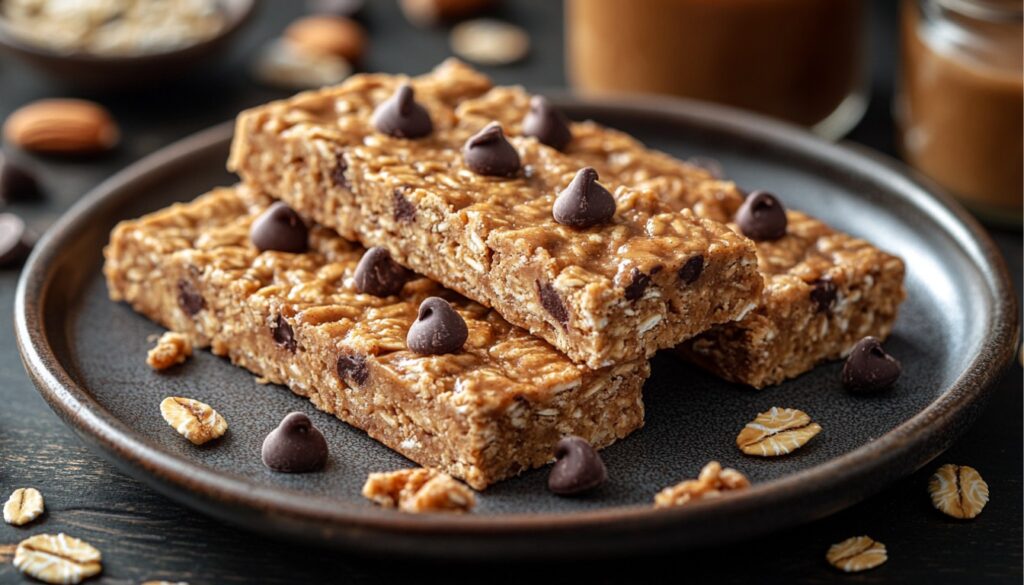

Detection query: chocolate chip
xmin=735 ymin=190 xmax=787 ymax=241
xmin=842 ymin=336 xmax=901 ymax=394
xmin=272 ymin=315 xmax=297 ymax=352
xmin=371 ymin=83 xmax=433 ymax=139
xmin=548 ymin=436 xmax=607 ymax=495
xmin=522 ymin=95 xmax=571 ymax=151
xmin=624 ymin=268 xmax=650 ymax=301
xmin=177 ymin=279 xmax=204 ymax=316
xmin=810 ymin=277 xmax=837 ymax=313
xmin=250 ymin=202 xmax=309 ymax=253
xmin=261 ymin=412 xmax=329 ymax=473
xmin=330 ymin=151 xmax=349 ymax=189
xmin=336 ymin=353 xmax=369 ymax=386
xmin=463 ymin=122 xmax=520 ymax=177
xmin=0 ymin=213 xmax=33 ymax=266
xmin=354 ymin=246 xmax=408 ymax=297
xmin=687 ymin=156 xmax=724 ymax=179
xmin=537 ymin=281 xmax=568 ymax=325
xmin=0 ymin=155 xmax=40 ymax=203
xmin=552 ymin=167 xmax=616 ymax=228
xmin=393 ymin=188 xmax=416 ymax=222
xmin=406 ymin=297 xmax=468 ymax=355
xmin=678 ymin=255 xmax=704 ymax=285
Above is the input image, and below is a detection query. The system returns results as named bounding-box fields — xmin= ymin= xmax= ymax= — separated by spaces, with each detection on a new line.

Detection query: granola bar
xmin=228 ymin=60 xmax=763 ymax=369
xmin=103 ymin=185 xmax=648 ymax=489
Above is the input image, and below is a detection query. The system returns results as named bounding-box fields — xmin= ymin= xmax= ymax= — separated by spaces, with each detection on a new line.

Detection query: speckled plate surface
xmin=15 ymin=97 xmax=1017 ymax=559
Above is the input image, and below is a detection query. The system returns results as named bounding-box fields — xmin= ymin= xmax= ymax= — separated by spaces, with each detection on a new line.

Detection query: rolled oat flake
xmin=13 ymin=533 xmax=102 ymax=584
xmin=3 ymin=487 xmax=44 ymax=526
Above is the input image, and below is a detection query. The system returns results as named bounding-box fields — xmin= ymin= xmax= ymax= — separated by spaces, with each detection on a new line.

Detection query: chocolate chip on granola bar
xmin=0 ymin=213 xmax=33 ymax=266
xmin=537 ymin=281 xmax=569 ymax=325
xmin=810 ymin=276 xmax=837 ymax=312
xmin=678 ymin=255 xmax=705 ymax=285
xmin=250 ymin=202 xmax=308 ymax=253
xmin=463 ymin=122 xmax=520 ymax=177
xmin=407 ymin=297 xmax=468 ymax=355
xmin=523 ymin=96 xmax=571 ymax=151
xmin=553 ymin=167 xmax=616 ymax=228
xmin=331 ymin=151 xmax=349 ymax=189
xmin=262 ymin=412 xmax=329 ymax=473
xmin=337 ymin=353 xmax=369 ymax=386
xmin=354 ymin=246 xmax=409 ymax=297
xmin=393 ymin=187 xmax=416 ymax=222
xmin=735 ymin=190 xmax=787 ymax=241
xmin=272 ymin=315 xmax=297 ymax=353
xmin=372 ymin=83 xmax=433 ymax=139
xmin=177 ymin=279 xmax=204 ymax=316
xmin=842 ymin=336 xmax=901 ymax=393
xmin=548 ymin=436 xmax=607 ymax=495
xmin=624 ymin=268 xmax=651 ymax=302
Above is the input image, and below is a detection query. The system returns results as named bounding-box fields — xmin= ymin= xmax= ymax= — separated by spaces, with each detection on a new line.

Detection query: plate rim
xmin=14 ymin=97 xmax=1019 ymax=552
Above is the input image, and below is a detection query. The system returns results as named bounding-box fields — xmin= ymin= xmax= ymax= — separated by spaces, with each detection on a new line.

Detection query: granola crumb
xmin=654 ymin=461 xmax=750 ymax=508
xmin=363 ymin=468 xmax=476 ymax=513
xmin=147 ymin=331 xmax=192 ymax=371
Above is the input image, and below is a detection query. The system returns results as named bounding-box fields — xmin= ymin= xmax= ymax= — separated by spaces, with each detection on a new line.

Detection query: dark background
xmin=0 ymin=1 xmax=1020 ymax=583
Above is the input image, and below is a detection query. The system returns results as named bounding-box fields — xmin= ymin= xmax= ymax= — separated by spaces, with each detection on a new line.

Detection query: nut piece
xmin=13 ymin=533 xmax=102 ymax=584
xmin=160 ymin=397 xmax=228 ymax=445
xmin=450 ymin=19 xmax=530 ymax=66
xmin=4 ymin=99 xmax=119 ymax=154
xmin=3 ymin=487 xmax=44 ymax=526
xmin=928 ymin=464 xmax=989 ymax=519
xmin=146 ymin=331 xmax=193 ymax=371
xmin=826 ymin=535 xmax=887 ymax=573
xmin=401 ymin=0 xmax=493 ymax=27
xmin=362 ymin=468 xmax=475 ymax=513
xmin=654 ymin=461 xmax=750 ymax=508
xmin=736 ymin=407 xmax=822 ymax=457
xmin=285 ymin=15 xmax=368 ymax=63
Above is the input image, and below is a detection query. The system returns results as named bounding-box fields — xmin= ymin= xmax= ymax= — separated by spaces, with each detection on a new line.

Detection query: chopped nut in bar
xmin=228 ymin=59 xmax=763 ymax=369
xmin=363 ymin=468 xmax=476 ymax=513
xmin=104 ymin=185 xmax=648 ymax=489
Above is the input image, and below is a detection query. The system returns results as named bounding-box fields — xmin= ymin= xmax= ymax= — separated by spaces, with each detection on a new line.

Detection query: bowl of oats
xmin=0 ymin=0 xmax=255 ymax=89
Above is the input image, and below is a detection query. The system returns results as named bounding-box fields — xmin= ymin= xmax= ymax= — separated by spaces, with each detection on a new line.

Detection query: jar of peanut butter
xmin=897 ymin=0 xmax=1023 ymax=226
xmin=565 ymin=0 xmax=867 ymax=139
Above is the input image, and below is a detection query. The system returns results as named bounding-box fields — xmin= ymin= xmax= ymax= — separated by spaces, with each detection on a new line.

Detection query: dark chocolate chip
xmin=337 ymin=353 xmax=369 ymax=386
xmin=177 ymin=279 xmax=204 ymax=316
xmin=463 ymin=122 xmax=521 ymax=177
xmin=735 ymin=190 xmax=787 ymax=241
xmin=353 ymin=246 xmax=409 ymax=297
xmin=548 ymin=436 xmax=607 ymax=495
xmin=0 ymin=155 xmax=40 ymax=203
xmin=537 ymin=281 xmax=568 ymax=325
xmin=0 ymin=213 xmax=33 ymax=266
xmin=406 ymin=297 xmax=468 ymax=355
xmin=678 ymin=255 xmax=705 ymax=285
xmin=272 ymin=315 xmax=297 ymax=353
xmin=687 ymin=156 xmax=724 ymax=179
xmin=261 ymin=412 xmax=328 ymax=473
xmin=810 ymin=277 xmax=837 ymax=313
xmin=552 ymin=167 xmax=616 ymax=228
xmin=307 ymin=0 xmax=364 ymax=17
xmin=393 ymin=188 xmax=416 ymax=222
xmin=842 ymin=336 xmax=901 ymax=394
xmin=250 ymin=202 xmax=309 ymax=253
xmin=330 ymin=151 xmax=349 ymax=189
xmin=624 ymin=268 xmax=650 ymax=302
xmin=522 ymin=95 xmax=572 ymax=151
xmin=371 ymin=83 xmax=433 ymax=139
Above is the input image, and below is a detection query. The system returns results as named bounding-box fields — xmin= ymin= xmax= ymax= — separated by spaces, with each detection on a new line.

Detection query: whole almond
xmin=4 ymin=99 xmax=119 ymax=154
xmin=285 ymin=15 xmax=367 ymax=63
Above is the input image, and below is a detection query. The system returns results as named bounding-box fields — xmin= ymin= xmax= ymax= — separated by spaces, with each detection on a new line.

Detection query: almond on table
xmin=4 ymin=99 xmax=119 ymax=154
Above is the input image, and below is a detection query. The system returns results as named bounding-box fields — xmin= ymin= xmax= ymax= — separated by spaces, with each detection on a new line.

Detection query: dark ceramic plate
xmin=15 ymin=97 xmax=1018 ymax=559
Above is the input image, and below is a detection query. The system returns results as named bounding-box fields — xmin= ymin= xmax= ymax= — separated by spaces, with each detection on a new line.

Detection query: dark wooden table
xmin=0 ymin=2 xmax=1019 ymax=583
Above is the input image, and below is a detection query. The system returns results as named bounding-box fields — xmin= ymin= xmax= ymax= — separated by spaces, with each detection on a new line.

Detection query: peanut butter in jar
xmin=565 ymin=0 xmax=867 ymax=139
xmin=897 ymin=0 xmax=1023 ymax=225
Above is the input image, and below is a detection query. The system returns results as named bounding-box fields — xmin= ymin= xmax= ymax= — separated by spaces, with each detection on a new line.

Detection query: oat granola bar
xmin=103 ymin=185 xmax=648 ymax=489
xmin=228 ymin=60 xmax=763 ymax=369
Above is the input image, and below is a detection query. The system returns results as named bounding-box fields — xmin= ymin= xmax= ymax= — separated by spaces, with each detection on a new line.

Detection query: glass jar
xmin=565 ymin=0 xmax=868 ymax=140
xmin=897 ymin=0 xmax=1023 ymax=226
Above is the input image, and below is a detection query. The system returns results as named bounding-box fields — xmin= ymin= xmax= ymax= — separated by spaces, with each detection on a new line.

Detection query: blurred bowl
xmin=0 ymin=0 xmax=255 ymax=91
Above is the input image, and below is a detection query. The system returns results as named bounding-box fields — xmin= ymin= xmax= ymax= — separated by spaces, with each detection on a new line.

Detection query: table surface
xmin=0 ymin=1 xmax=1019 ymax=583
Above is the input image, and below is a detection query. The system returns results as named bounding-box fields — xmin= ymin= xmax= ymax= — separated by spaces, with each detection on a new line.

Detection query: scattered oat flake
xmin=160 ymin=396 xmax=228 ymax=445
xmin=363 ymin=468 xmax=475 ymax=513
xmin=3 ymin=487 xmax=45 ymax=526
xmin=826 ymin=535 xmax=887 ymax=573
xmin=13 ymin=533 xmax=102 ymax=584
xmin=929 ymin=464 xmax=989 ymax=519
xmin=654 ymin=461 xmax=750 ymax=508
xmin=450 ymin=19 xmax=530 ymax=66
xmin=736 ymin=406 xmax=821 ymax=457
xmin=147 ymin=331 xmax=193 ymax=370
